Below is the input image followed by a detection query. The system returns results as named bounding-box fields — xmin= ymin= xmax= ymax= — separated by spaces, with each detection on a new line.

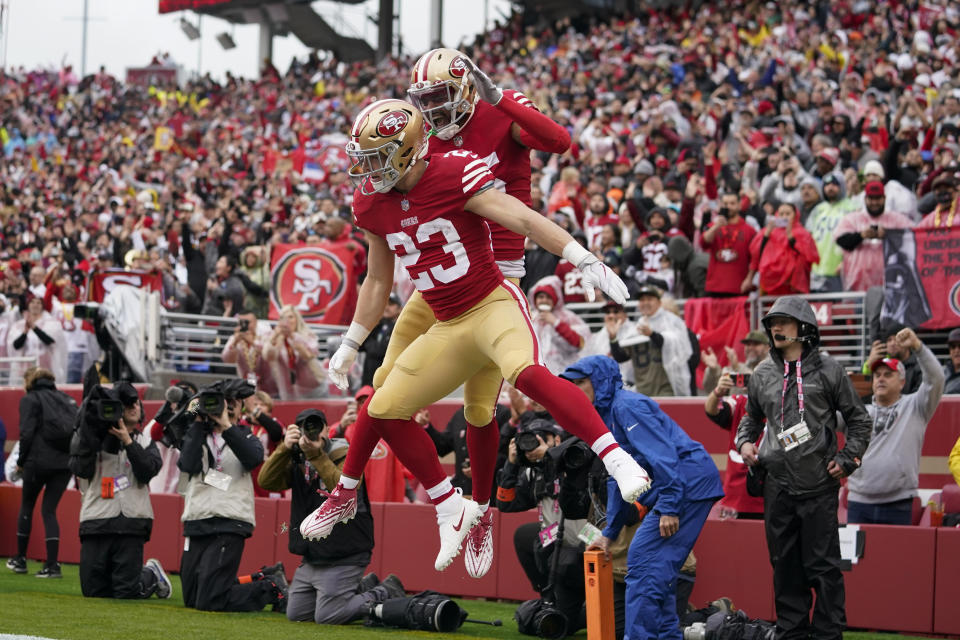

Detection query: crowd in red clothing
xmin=1 ymin=1 xmax=960 ymax=394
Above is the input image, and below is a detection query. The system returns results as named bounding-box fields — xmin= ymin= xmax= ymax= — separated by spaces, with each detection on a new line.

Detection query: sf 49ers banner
xmin=88 ymin=269 xmax=164 ymax=302
xmin=269 ymin=244 xmax=357 ymax=324
xmin=881 ymin=228 xmax=960 ymax=329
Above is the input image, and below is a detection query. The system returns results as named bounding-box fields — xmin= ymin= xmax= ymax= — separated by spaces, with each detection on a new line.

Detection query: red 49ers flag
xmin=88 ymin=269 xmax=164 ymax=302
xmin=269 ymin=244 xmax=358 ymax=324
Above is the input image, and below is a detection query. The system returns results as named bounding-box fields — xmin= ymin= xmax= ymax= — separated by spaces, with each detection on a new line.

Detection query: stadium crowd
xmin=0 ymin=1 xmax=957 ymax=386
xmin=4 ymin=1 xmax=960 ymax=637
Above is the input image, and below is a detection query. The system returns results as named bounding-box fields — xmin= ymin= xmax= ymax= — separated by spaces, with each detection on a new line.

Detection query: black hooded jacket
xmin=735 ymin=296 xmax=872 ymax=497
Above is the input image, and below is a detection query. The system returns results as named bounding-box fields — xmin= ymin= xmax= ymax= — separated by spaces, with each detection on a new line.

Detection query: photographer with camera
xmin=258 ymin=409 xmax=405 ymax=623
xmin=70 ymin=382 xmax=170 ymax=599
xmin=497 ymin=419 xmax=588 ymax=637
xmin=736 ymin=297 xmax=872 ymax=639
xmin=560 ymin=355 xmax=723 ymax=640
xmin=177 ymin=381 xmax=285 ymax=612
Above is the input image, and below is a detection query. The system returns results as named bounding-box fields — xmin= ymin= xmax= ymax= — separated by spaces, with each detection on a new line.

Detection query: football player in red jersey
xmin=300 ymin=100 xmax=651 ymax=575
xmin=309 ymin=50 xmax=574 ymax=579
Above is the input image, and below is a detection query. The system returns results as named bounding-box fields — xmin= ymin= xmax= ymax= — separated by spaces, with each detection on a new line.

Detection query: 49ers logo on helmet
xmin=376 ymin=111 xmax=409 ymax=136
xmin=270 ymin=248 xmax=346 ymax=320
xmin=449 ymin=56 xmax=467 ymax=78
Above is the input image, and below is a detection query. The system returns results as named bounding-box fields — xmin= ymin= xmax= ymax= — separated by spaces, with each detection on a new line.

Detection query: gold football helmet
xmin=408 ymin=48 xmax=477 ymax=140
xmin=346 ymin=99 xmax=429 ymax=195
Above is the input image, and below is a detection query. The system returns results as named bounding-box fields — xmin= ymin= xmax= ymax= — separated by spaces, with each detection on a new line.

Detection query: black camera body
xmin=81 ymin=385 xmax=125 ymax=440
xmin=516 ymin=431 xmax=542 ymax=454
xmin=301 ymin=415 xmax=326 ymax=441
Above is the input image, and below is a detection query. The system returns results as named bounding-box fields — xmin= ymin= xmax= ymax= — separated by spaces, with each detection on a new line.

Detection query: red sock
xmin=374 ymin=416 xmax=447 ymax=489
xmin=466 ymin=420 xmax=499 ymax=505
xmin=341 ymin=399 xmax=381 ymax=479
xmin=514 ymin=365 xmax=612 ymax=447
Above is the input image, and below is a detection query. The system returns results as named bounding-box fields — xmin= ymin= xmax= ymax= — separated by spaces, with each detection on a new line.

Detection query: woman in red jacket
xmin=749 ymin=203 xmax=820 ymax=295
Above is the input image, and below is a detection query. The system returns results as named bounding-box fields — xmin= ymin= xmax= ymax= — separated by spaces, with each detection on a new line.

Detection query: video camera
xmin=154 ymin=378 xmax=255 ymax=447
xmin=81 ymin=382 xmax=138 ymax=440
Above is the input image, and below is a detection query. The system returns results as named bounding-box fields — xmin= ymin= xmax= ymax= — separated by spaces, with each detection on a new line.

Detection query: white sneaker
xmin=145 ymin=558 xmax=172 ymax=599
xmin=434 ymin=493 xmax=482 ymax=572
xmin=605 ymin=448 xmax=652 ymax=502
xmin=464 ymin=509 xmax=495 ymax=579
xmin=300 ymin=483 xmax=358 ymax=540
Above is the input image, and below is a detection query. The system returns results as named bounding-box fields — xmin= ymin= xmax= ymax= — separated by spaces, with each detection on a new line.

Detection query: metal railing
xmin=148 ymin=293 xmax=956 ymax=385
xmin=155 ymin=312 xmax=347 ymax=378
xmin=0 ymin=356 xmax=38 ymax=388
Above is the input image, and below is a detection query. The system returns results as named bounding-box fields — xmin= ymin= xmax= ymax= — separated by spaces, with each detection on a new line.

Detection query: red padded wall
xmin=690 ymin=519 xmax=775 ymax=620
xmin=934 ymin=528 xmax=960 ymax=635
xmin=844 ymin=524 xmax=935 ymax=634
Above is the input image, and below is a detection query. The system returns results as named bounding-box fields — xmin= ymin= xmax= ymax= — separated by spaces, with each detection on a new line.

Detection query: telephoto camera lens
xmin=516 ymin=431 xmax=541 ymax=453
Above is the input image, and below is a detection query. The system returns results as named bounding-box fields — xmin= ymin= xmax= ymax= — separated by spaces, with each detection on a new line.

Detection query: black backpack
xmin=41 ymin=392 xmax=80 ymax=453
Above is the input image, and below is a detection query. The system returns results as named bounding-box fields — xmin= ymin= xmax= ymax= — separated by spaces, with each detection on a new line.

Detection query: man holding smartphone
xmin=834 ymin=181 xmax=913 ymax=291
xmin=258 ymin=409 xmax=405 ymax=624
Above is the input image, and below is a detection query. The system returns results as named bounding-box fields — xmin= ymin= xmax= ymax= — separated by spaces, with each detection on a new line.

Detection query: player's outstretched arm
xmin=328 ymin=232 xmax=395 ymax=390
xmin=467 ymin=188 xmax=628 ymax=304
xmin=463 ymin=58 xmax=570 ymax=154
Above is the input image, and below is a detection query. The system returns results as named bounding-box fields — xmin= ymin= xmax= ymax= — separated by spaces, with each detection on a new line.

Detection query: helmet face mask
xmin=408 ymin=48 xmax=476 ymax=140
xmin=347 ymin=100 xmax=428 ymax=196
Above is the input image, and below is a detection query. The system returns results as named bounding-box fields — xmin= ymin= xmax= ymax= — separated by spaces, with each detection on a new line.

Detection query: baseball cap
xmin=933 ymin=172 xmax=957 ymax=188
xmin=518 ymin=418 xmax=564 ymax=437
xmin=874 ymin=357 xmax=906 ymax=378
xmin=864 ymin=181 xmax=885 ymax=197
xmin=295 ymin=408 xmax=327 ymax=427
xmin=114 ymin=381 xmax=140 ymax=406
xmin=741 ymin=330 xmax=770 ymax=346
xmin=817 ymin=147 xmax=840 ymax=166
xmin=387 ymin=293 xmax=402 ymax=306
xmin=823 ymin=174 xmax=841 ymax=188
xmin=948 ymin=327 xmax=960 ymax=345
xmin=636 ymin=285 xmax=662 ymax=299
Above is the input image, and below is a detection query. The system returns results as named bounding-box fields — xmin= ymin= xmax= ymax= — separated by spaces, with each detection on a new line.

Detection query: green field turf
xmin=0 ymin=561 xmax=930 ymax=640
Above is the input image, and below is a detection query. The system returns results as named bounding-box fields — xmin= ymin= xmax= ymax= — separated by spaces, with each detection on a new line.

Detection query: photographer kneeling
xmin=498 ymin=419 xmax=589 ymax=637
xmin=177 ymin=382 xmax=285 ymax=612
xmin=258 ymin=409 xmax=405 ymax=624
xmin=70 ymin=382 xmax=170 ymax=599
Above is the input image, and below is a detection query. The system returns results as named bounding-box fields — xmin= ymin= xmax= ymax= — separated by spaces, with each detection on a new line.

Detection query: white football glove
xmin=327 ymin=322 xmax=371 ymax=391
xmin=328 ymin=343 xmax=357 ymax=392
xmin=462 ymin=57 xmax=503 ymax=106
xmin=562 ymin=241 xmax=629 ymax=305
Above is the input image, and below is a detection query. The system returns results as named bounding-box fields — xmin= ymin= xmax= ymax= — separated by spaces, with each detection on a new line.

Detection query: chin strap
xmin=496 ymin=93 xmax=571 ymax=154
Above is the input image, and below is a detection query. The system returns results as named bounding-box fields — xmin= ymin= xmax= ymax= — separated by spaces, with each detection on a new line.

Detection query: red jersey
xmin=554 ymin=260 xmax=588 ymax=304
xmin=719 ymin=395 xmax=764 ymax=514
xmin=703 ymin=218 xmax=757 ymax=295
xmin=428 ymin=90 xmax=535 ymax=270
xmin=353 ymin=150 xmax=501 ymax=321
xmin=583 ymin=213 xmax=619 ymax=250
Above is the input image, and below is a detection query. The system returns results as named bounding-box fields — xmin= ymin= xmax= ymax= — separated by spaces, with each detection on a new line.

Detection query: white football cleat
xmin=434 ymin=494 xmax=482 ymax=572
xmin=300 ymin=483 xmax=358 ymax=540
xmin=605 ymin=448 xmax=652 ymax=502
xmin=464 ymin=509 xmax=495 ymax=579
